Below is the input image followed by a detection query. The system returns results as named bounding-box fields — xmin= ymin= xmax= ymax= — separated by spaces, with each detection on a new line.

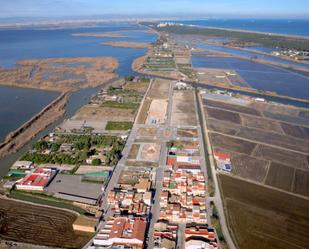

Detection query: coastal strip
xmin=0 ymin=91 xmax=70 ymax=158
xmin=102 ymin=41 xmax=151 ymax=49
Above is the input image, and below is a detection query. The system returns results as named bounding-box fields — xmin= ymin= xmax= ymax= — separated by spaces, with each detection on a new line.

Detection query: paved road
xmin=197 ymin=93 xmax=237 ymax=249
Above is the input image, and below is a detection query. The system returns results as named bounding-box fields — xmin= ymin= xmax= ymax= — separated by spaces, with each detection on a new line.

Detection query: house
xmin=12 ymin=161 xmax=34 ymax=170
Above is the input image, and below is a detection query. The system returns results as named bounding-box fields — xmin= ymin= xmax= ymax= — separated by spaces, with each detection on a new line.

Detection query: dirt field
xmin=265 ymin=162 xmax=295 ymax=191
xmin=253 ymin=144 xmax=309 ymax=169
xmin=139 ymin=143 xmax=161 ymax=162
xmin=137 ymin=98 xmax=152 ymax=124
xmin=280 ymin=122 xmax=309 ymax=139
xmin=177 ymin=128 xmax=198 ymax=138
xmin=204 ymin=99 xmax=262 ymax=116
xmin=219 ymin=174 xmax=309 ymax=249
xmin=241 ymin=115 xmax=284 ymax=134
xmin=205 ymin=107 xmax=241 ymax=124
xmin=147 ymin=78 xmax=170 ymax=99
xmin=74 ymin=106 xmax=135 ymax=122
xmin=0 ymin=199 xmax=91 ymax=248
xmin=171 ymin=90 xmax=197 ymax=126
xmin=210 ymin=133 xmax=257 ymax=155
xmin=128 ymin=144 xmax=140 ymax=160
xmin=146 ymin=99 xmax=168 ymax=125
xmin=137 ymin=128 xmax=158 ymax=137
xmin=203 ymin=93 xmax=309 ymax=197
xmin=230 ymin=153 xmax=269 ymax=183
xmin=293 ymin=169 xmax=309 ymax=196
xmin=236 ymin=127 xmax=309 ymax=154
xmin=207 ymin=119 xmax=240 ymax=136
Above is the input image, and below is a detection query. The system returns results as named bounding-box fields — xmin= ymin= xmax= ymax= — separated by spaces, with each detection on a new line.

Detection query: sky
xmin=1 ymin=0 xmax=309 ymax=19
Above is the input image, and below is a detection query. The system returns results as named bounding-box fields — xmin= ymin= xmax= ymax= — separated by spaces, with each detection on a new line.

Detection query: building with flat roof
xmin=93 ymin=217 xmax=147 ymax=248
xmin=15 ymin=167 xmax=58 ymax=191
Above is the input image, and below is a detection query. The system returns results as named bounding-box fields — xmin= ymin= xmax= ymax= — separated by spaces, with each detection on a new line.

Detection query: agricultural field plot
xmin=74 ymin=106 xmax=135 ymax=122
xmin=230 ymin=153 xmax=269 ymax=183
xmin=293 ymin=169 xmax=309 ymax=196
xmin=207 ymin=118 xmax=240 ymax=136
xmin=241 ymin=114 xmax=284 ymax=134
xmin=264 ymin=162 xmax=295 ymax=191
xmin=177 ymin=128 xmax=198 ymax=138
xmin=203 ymin=99 xmax=262 ymax=116
xmin=205 ymin=107 xmax=241 ymax=124
xmin=171 ymin=90 xmax=197 ymax=126
xmin=253 ymin=144 xmax=309 ymax=170
xmin=218 ymin=174 xmax=309 ymax=249
xmin=0 ymin=199 xmax=91 ymax=248
xmin=210 ymin=133 xmax=257 ymax=155
xmin=147 ymin=78 xmax=170 ymax=99
xmin=118 ymin=170 xmax=155 ymax=186
xmin=203 ymin=93 xmax=309 ymax=196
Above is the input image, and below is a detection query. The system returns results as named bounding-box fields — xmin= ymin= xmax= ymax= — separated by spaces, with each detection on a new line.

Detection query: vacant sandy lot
xmin=146 ymin=99 xmax=168 ymax=125
xmin=171 ymin=90 xmax=197 ymax=126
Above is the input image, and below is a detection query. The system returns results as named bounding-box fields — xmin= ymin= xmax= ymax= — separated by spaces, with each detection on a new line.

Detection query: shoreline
xmin=0 ymin=91 xmax=70 ymax=159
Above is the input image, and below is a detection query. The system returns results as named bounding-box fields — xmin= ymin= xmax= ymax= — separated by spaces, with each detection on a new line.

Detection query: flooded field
xmin=194 ymin=56 xmax=309 ymax=100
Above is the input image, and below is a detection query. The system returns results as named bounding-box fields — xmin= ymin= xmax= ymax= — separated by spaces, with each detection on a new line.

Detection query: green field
xmin=101 ymin=101 xmax=139 ymax=110
xmin=105 ymin=121 xmax=133 ymax=130
xmin=218 ymin=174 xmax=309 ymax=249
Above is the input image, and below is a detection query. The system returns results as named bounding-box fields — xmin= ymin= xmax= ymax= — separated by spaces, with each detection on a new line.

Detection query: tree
xmin=92 ymin=158 xmax=101 ymax=166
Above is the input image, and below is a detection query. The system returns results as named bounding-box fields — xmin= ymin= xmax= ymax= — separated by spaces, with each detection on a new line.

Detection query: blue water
xmin=176 ymin=19 xmax=309 ymax=37
xmin=193 ymin=56 xmax=309 ymax=100
xmin=0 ymin=86 xmax=59 ymax=142
xmin=195 ymin=42 xmax=309 ymax=71
xmin=0 ymin=24 xmax=157 ymax=76
xmin=0 ymin=23 xmax=157 ymax=143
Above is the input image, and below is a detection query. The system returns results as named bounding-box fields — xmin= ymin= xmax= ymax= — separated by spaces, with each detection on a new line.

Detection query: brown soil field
xmin=205 ymin=107 xmax=241 ymax=124
xmin=236 ymin=127 xmax=309 ymax=154
xmin=74 ymin=106 xmax=135 ymax=122
xmin=280 ymin=122 xmax=309 ymax=139
xmin=203 ymin=99 xmax=262 ymax=116
xmin=263 ymin=111 xmax=309 ymax=126
xmin=128 ymin=144 xmax=140 ymax=160
xmin=140 ymin=143 xmax=161 ymax=162
xmin=293 ymin=169 xmax=309 ymax=196
xmin=209 ymin=133 xmax=257 ymax=155
xmin=146 ymin=99 xmax=168 ymax=125
xmin=265 ymin=162 xmax=295 ymax=191
xmin=102 ymin=41 xmax=150 ymax=49
xmin=72 ymin=32 xmax=132 ymax=38
xmin=125 ymin=161 xmax=158 ymax=168
xmin=171 ymin=90 xmax=197 ymax=126
xmin=137 ymin=98 xmax=152 ymax=124
xmin=230 ymin=153 xmax=269 ymax=183
xmin=0 ymin=92 xmax=70 ymax=158
xmin=0 ymin=57 xmax=118 ymax=92
xmin=219 ymin=174 xmax=309 ymax=249
xmin=253 ymin=144 xmax=309 ymax=170
xmin=137 ymin=128 xmax=158 ymax=137
xmin=177 ymin=128 xmax=198 ymax=138
xmin=241 ymin=114 xmax=284 ymax=134
xmin=124 ymin=81 xmax=150 ymax=94
xmin=147 ymin=78 xmax=170 ymax=99
xmin=207 ymin=118 xmax=240 ymax=136
xmin=0 ymin=198 xmax=91 ymax=248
